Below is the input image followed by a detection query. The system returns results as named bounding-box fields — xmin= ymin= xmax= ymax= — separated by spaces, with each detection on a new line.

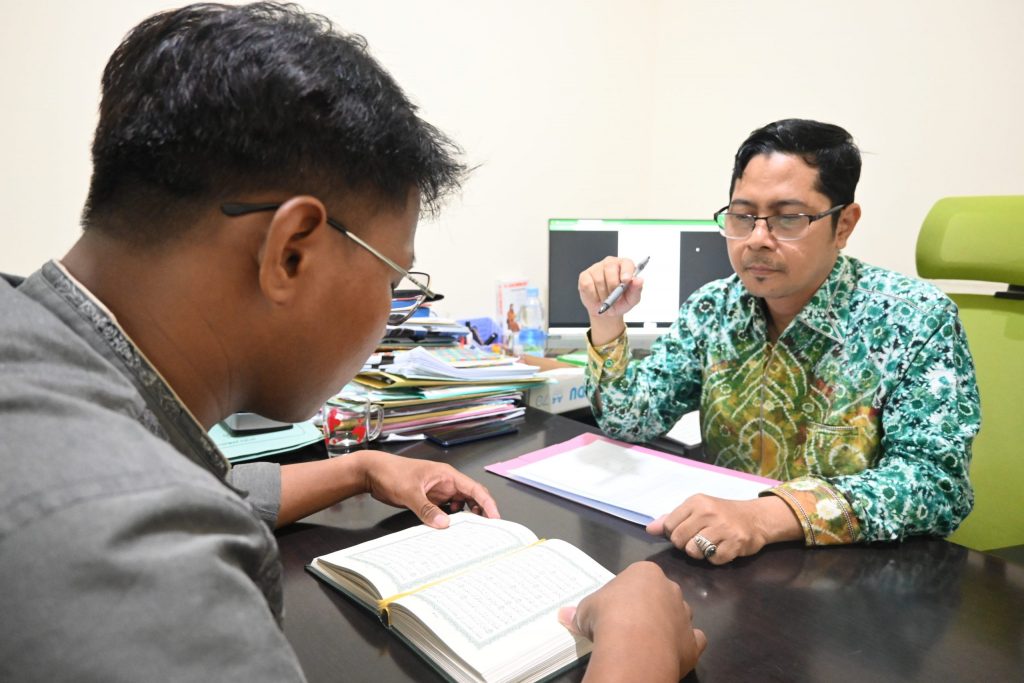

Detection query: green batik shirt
xmin=586 ymin=255 xmax=980 ymax=546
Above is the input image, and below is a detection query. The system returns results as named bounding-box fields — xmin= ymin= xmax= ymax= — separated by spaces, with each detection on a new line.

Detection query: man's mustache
xmin=743 ymin=259 xmax=783 ymax=271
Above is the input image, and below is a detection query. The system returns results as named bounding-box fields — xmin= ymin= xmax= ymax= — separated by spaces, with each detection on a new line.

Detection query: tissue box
xmin=526 ymin=367 xmax=589 ymax=414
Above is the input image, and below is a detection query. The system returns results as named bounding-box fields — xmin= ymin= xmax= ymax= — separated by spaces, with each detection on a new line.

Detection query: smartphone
xmin=424 ymin=421 xmax=519 ymax=447
xmin=222 ymin=412 xmax=292 ymax=434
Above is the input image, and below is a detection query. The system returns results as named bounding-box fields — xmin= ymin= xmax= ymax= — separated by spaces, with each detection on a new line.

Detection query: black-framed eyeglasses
xmin=221 ymin=202 xmax=442 ymax=326
xmin=712 ymin=204 xmax=846 ymax=242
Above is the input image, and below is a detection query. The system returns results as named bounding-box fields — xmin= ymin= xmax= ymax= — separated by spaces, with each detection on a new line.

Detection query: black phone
xmin=424 ymin=421 xmax=519 ymax=447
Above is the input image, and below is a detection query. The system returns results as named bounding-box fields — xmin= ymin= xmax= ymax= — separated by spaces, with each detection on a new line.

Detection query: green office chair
xmin=916 ymin=195 xmax=1024 ymax=552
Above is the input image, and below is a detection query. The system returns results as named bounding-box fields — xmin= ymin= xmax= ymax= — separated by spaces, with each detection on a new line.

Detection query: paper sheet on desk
xmin=487 ymin=433 xmax=778 ymax=525
xmin=209 ymin=420 xmax=322 ymax=463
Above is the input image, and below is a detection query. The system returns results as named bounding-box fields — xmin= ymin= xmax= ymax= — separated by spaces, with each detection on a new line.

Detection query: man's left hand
xmin=646 ymin=494 xmax=802 ymax=564
xmin=361 ymin=452 xmax=500 ymax=528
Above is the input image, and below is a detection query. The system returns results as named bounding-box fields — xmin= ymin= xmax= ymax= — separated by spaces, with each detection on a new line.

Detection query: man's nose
xmin=745 ymin=218 xmax=776 ymax=248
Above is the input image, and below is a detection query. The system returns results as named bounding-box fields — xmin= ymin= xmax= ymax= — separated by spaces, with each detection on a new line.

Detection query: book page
xmin=390 ymin=539 xmax=613 ymax=682
xmin=314 ymin=513 xmax=537 ymax=601
xmin=508 ymin=439 xmax=771 ymax=523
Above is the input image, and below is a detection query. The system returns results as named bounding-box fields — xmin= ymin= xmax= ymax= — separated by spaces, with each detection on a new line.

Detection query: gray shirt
xmin=0 ymin=262 xmax=306 ymax=681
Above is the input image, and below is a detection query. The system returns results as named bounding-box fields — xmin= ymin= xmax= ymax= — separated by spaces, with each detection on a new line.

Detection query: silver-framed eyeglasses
xmin=713 ymin=204 xmax=846 ymax=241
xmin=221 ymin=202 xmax=442 ymax=326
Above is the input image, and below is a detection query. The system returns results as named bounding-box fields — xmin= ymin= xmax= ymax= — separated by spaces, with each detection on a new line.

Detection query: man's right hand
xmin=559 ymin=561 xmax=706 ymax=682
xmin=578 ymin=256 xmax=645 ymax=345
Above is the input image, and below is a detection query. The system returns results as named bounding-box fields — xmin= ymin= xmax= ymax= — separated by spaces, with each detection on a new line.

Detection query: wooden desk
xmin=275 ymin=409 xmax=1024 ymax=682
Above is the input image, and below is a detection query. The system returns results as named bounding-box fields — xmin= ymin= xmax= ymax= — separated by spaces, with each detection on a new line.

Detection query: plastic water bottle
xmin=517 ymin=287 xmax=547 ymax=356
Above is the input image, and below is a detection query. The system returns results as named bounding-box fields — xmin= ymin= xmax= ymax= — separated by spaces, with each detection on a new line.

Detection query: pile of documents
xmin=334 ymin=347 xmax=546 ymax=436
xmin=212 ymin=304 xmax=538 ymax=460
xmin=379 ymin=315 xmax=471 ymax=349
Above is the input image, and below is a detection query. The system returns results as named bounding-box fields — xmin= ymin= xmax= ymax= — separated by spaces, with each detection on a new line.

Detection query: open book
xmin=306 ymin=513 xmax=613 ymax=683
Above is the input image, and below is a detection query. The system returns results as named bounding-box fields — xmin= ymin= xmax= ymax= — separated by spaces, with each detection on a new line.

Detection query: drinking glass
xmin=322 ymin=398 xmax=384 ymax=456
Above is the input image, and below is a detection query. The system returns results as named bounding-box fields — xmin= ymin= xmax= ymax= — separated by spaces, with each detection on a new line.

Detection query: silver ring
xmin=693 ymin=533 xmax=717 ymax=560
xmin=693 ymin=533 xmax=711 ymax=553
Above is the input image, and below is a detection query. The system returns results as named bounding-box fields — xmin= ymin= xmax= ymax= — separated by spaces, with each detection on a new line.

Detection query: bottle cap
xmin=526 ymin=287 xmax=539 ymax=297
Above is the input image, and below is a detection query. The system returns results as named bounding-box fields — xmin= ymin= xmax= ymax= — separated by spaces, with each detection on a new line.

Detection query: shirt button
xmin=604 ymin=359 xmax=613 ymax=368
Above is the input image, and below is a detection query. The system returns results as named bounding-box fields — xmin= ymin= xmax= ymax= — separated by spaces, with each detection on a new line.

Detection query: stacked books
xmin=380 ymin=312 xmax=472 ymax=350
xmin=333 ymin=347 xmax=547 ymax=437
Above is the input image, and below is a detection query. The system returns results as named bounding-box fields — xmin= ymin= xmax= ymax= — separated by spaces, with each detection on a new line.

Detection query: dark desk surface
xmin=275 ymin=409 xmax=1024 ymax=682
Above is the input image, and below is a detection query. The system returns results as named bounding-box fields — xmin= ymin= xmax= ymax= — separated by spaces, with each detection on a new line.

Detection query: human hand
xmin=578 ymin=256 xmax=645 ymax=344
xmin=559 ymin=562 xmax=706 ymax=682
xmin=359 ymin=451 xmax=500 ymax=528
xmin=646 ymin=494 xmax=802 ymax=565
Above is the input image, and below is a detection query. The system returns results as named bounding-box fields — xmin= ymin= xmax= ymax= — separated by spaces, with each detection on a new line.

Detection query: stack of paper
xmin=334 ymin=347 xmax=547 ymax=436
xmin=390 ymin=347 xmax=538 ymax=381
xmin=487 ymin=433 xmax=778 ymax=525
xmin=379 ymin=316 xmax=471 ymax=349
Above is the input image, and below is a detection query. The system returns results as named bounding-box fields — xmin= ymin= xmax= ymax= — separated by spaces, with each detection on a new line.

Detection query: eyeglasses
xmin=221 ymin=202 xmax=443 ymax=325
xmin=713 ymin=204 xmax=846 ymax=241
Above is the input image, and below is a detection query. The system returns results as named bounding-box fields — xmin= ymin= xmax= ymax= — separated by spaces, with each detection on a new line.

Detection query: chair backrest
xmin=917 ymin=196 xmax=1024 ymax=551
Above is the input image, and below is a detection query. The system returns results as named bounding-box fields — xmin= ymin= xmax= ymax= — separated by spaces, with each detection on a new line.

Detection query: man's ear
xmin=256 ymin=196 xmax=331 ymax=305
xmin=835 ymin=202 xmax=861 ymax=250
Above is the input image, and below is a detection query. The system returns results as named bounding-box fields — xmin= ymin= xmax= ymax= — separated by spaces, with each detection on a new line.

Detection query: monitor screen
xmin=547 ymin=218 xmax=734 ymax=351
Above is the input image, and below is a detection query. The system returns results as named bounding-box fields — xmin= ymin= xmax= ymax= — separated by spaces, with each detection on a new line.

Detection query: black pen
xmin=598 ymin=256 xmax=650 ymax=315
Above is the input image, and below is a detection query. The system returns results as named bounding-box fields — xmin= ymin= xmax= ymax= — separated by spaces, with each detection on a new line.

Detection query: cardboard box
xmin=526 ymin=367 xmax=589 ymax=414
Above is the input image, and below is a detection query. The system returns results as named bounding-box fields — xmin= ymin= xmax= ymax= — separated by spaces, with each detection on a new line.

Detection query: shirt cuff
xmin=763 ymin=477 xmax=862 ymax=546
xmin=586 ymin=329 xmax=631 ymax=383
xmin=225 ymin=462 xmax=282 ymax=528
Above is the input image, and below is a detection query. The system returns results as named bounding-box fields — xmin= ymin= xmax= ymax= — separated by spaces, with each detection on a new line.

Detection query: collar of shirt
xmin=735 ymin=254 xmax=857 ymax=346
xmin=33 ymin=260 xmax=231 ymax=478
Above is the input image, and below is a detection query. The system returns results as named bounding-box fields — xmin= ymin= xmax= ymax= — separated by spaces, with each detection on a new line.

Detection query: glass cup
xmin=322 ymin=399 xmax=384 ymax=456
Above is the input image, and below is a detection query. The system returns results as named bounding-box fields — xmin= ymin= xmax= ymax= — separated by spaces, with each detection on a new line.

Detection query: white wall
xmin=3 ymin=1 xmax=1022 ymax=317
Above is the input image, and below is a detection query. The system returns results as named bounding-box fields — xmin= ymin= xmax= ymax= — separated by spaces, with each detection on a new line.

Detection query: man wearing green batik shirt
xmin=578 ymin=119 xmax=980 ymax=565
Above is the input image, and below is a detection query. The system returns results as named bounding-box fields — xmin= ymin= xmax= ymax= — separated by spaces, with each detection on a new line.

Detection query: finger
xmin=600 ymin=259 xmax=624 ymax=297
xmin=706 ymin=541 xmax=734 ymax=566
xmin=645 ymin=514 xmax=667 ymax=536
xmin=621 ymin=277 xmax=644 ymax=307
xmin=694 ymin=628 xmax=708 ymax=655
xmin=450 ymin=475 xmax=500 ymax=519
xmin=618 ymin=257 xmax=637 ymax=282
xmin=556 ymin=606 xmax=580 ymax=635
xmin=653 ymin=504 xmax=695 ymax=550
xmin=666 ymin=501 xmax=704 ymax=551
xmin=673 ymin=514 xmax=710 ymax=554
xmin=578 ymin=270 xmax=601 ymax=307
xmin=683 ymin=534 xmax=706 ymax=560
xmin=410 ymin=492 xmax=449 ymax=528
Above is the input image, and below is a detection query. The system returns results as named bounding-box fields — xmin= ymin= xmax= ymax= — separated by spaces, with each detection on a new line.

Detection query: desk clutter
xmin=333 ymin=345 xmax=544 ymax=439
xmin=331 ymin=303 xmax=541 ymax=440
xmin=211 ymin=305 xmax=544 ymax=461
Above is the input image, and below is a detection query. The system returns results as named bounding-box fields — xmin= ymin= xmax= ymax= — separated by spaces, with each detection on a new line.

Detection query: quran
xmin=306 ymin=512 xmax=613 ymax=683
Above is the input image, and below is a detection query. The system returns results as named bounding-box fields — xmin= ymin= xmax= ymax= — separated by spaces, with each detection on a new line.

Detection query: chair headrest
xmin=916 ymin=196 xmax=1024 ymax=285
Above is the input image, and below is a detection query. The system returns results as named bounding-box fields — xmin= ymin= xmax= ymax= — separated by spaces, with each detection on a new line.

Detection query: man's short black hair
xmin=730 ymin=119 xmax=861 ymax=215
xmin=83 ymin=2 xmax=465 ymax=241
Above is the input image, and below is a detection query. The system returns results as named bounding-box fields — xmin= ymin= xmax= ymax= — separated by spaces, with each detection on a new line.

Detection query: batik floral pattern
xmin=586 ymin=255 xmax=980 ymax=545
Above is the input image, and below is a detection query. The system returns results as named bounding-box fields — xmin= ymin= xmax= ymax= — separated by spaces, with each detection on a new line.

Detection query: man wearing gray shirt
xmin=0 ymin=3 xmax=706 ymax=682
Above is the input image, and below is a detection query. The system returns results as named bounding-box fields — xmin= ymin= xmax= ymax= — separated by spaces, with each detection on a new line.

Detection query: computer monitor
xmin=547 ymin=218 xmax=734 ymax=352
